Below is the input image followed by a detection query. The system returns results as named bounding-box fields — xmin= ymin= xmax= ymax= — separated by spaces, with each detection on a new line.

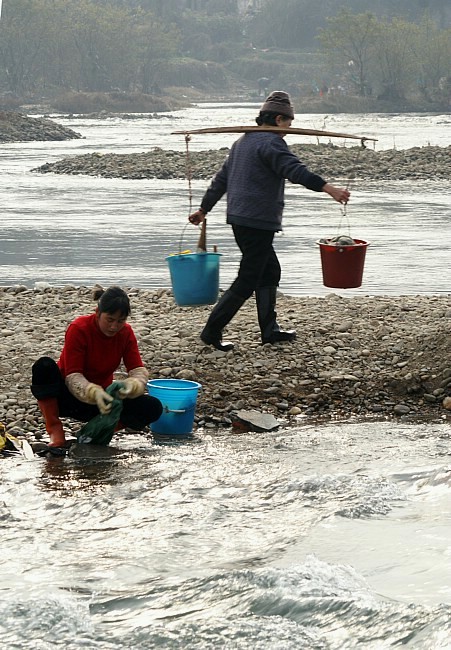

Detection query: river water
xmin=1 ymin=105 xmax=451 ymax=648
xmin=1 ymin=420 xmax=451 ymax=648
xmin=0 ymin=104 xmax=450 ymax=295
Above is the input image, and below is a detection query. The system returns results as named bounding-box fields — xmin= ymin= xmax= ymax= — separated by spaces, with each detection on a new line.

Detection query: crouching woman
xmin=31 ymin=286 xmax=163 ymax=448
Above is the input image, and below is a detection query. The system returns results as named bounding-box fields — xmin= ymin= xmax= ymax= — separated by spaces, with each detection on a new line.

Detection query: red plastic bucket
xmin=317 ymin=239 xmax=369 ymax=289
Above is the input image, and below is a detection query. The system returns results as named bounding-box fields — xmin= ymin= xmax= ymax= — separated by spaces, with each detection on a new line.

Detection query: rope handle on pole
xmin=334 ymin=143 xmax=365 ymax=239
xmin=178 ymin=133 xmax=198 ymax=253
xmin=185 ymin=133 xmax=193 ymax=217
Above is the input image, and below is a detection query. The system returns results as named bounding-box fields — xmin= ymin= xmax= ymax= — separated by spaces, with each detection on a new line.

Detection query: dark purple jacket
xmin=200 ymin=131 xmax=326 ymax=231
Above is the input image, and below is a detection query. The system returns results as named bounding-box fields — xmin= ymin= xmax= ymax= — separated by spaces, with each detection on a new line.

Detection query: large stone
xmin=233 ymin=410 xmax=280 ymax=432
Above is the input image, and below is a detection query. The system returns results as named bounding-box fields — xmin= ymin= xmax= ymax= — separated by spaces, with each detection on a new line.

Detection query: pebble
xmin=394 ymin=404 xmax=411 ymax=416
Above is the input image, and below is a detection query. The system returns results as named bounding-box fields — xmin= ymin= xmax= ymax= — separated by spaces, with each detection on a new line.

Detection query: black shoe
xmin=200 ymin=289 xmax=245 ymax=352
xmin=200 ymin=329 xmax=234 ymax=352
xmin=262 ymin=329 xmax=297 ymax=344
xmin=256 ymin=286 xmax=296 ymax=345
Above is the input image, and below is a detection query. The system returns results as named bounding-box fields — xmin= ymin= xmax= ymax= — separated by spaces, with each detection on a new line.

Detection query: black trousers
xmin=230 ymin=224 xmax=281 ymax=299
xmin=31 ymin=357 xmax=163 ymax=431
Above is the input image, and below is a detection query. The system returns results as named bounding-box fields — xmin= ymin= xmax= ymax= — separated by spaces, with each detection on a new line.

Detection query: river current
xmin=0 ymin=105 xmax=450 ymax=294
xmin=1 ymin=105 xmax=450 ymax=648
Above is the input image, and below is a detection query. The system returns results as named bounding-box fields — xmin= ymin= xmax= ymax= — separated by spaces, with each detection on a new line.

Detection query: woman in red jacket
xmin=31 ymin=286 xmax=162 ymax=448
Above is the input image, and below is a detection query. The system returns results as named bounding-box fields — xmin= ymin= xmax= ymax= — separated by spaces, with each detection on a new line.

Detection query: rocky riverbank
xmin=0 ymin=111 xmax=82 ymax=143
xmin=33 ymin=143 xmax=451 ymax=181
xmin=1 ymin=285 xmax=451 ymax=451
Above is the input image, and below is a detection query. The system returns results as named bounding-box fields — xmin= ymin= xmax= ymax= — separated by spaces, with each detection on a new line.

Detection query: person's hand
xmin=188 ymin=209 xmax=206 ymax=226
xmin=85 ymin=383 xmax=114 ymax=414
xmin=322 ymin=183 xmax=350 ymax=204
xmin=117 ymin=377 xmax=145 ymax=399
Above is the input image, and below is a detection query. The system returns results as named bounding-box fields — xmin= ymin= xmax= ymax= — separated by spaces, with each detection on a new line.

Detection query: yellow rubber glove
xmin=85 ymin=383 xmax=114 ymax=414
xmin=117 ymin=377 xmax=145 ymax=399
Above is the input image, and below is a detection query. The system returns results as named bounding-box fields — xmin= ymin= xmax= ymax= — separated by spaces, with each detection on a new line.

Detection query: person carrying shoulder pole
xmin=188 ymin=90 xmax=350 ymax=352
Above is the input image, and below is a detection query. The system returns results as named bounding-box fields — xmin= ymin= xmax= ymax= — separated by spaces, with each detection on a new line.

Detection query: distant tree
xmin=1 ymin=0 xmax=449 ymax=102
xmin=0 ymin=0 xmax=52 ymax=93
xmin=246 ymin=0 xmax=337 ymax=49
xmin=120 ymin=0 xmax=181 ymax=19
xmin=318 ymin=10 xmax=380 ymax=96
xmin=319 ymin=8 xmax=451 ymax=103
xmin=373 ymin=17 xmax=418 ymax=100
xmin=65 ymin=0 xmax=138 ymax=91
xmin=133 ymin=10 xmax=181 ymax=93
xmin=177 ymin=9 xmax=242 ymax=60
xmin=410 ymin=16 xmax=451 ymax=100
xmin=0 ymin=0 xmax=182 ymax=95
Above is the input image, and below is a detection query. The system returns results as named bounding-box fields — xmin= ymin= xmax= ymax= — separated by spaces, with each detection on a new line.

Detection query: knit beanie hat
xmin=260 ymin=90 xmax=294 ymax=118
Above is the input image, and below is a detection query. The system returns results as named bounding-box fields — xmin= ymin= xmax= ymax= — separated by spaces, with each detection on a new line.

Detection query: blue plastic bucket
xmin=166 ymin=252 xmax=221 ymax=306
xmin=148 ymin=379 xmax=202 ymax=436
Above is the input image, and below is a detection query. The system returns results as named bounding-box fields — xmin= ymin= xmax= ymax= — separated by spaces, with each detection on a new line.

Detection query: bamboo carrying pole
xmin=172 ymin=125 xmax=377 ymax=144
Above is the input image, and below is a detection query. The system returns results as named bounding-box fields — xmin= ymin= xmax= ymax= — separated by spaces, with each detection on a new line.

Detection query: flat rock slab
xmin=234 ymin=410 xmax=280 ymax=432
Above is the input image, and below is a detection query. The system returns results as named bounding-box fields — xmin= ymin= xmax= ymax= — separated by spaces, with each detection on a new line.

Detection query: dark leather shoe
xmin=200 ymin=329 xmax=234 ymax=352
xmin=262 ymin=329 xmax=296 ymax=344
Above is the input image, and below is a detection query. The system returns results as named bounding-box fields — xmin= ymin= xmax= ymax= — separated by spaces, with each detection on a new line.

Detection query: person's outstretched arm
xmin=322 ymin=183 xmax=350 ymax=204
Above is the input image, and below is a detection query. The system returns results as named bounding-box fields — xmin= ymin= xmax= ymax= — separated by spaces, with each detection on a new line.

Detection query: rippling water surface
xmin=1 ymin=421 xmax=451 ymax=648
xmin=0 ymin=105 xmax=450 ymax=294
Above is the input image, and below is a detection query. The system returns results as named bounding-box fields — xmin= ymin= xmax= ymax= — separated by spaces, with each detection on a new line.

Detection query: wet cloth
xmin=76 ymin=381 xmax=124 ymax=445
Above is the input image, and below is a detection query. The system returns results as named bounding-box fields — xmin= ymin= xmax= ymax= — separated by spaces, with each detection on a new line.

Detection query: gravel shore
xmin=0 ymin=111 xmax=82 ymax=143
xmin=1 ymin=285 xmax=451 ymax=449
xmin=33 ymin=143 xmax=451 ymax=181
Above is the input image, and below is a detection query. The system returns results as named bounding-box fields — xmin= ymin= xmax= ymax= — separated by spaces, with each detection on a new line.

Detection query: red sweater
xmin=58 ymin=313 xmax=144 ymax=388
